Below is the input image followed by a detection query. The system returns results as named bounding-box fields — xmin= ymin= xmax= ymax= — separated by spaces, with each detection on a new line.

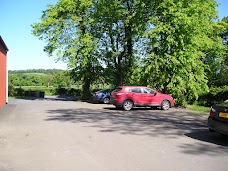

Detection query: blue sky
xmin=0 ymin=0 xmax=65 ymax=70
xmin=0 ymin=0 xmax=228 ymax=71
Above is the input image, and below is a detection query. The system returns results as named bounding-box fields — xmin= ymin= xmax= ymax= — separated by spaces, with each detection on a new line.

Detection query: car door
xmin=130 ymin=88 xmax=146 ymax=105
xmin=142 ymin=88 xmax=158 ymax=105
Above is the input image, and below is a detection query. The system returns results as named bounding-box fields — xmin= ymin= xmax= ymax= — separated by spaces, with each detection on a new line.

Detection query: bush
xmin=15 ymin=87 xmax=25 ymax=96
xmin=198 ymin=86 xmax=228 ymax=106
xmin=22 ymin=87 xmax=54 ymax=96
xmin=8 ymin=83 xmax=16 ymax=96
xmin=54 ymin=87 xmax=81 ymax=96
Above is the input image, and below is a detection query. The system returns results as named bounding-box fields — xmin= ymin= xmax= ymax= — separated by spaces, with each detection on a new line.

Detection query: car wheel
xmin=161 ymin=100 xmax=170 ymax=110
xmin=103 ymin=98 xmax=110 ymax=104
xmin=209 ymin=128 xmax=214 ymax=132
xmin=123 ymin=100 xmax=133 ymax=111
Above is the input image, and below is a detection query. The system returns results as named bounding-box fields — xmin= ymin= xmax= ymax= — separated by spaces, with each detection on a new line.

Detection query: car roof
xmin=117 ymin=86 xmax=147 ymax=88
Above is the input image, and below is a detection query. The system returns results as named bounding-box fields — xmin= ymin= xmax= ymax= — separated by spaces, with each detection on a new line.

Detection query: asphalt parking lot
xmin=0 ymin=97 xmax=228 ymax=171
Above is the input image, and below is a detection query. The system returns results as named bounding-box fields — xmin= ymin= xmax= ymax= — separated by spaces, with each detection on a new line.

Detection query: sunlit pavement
xmin=0 ymin=98 xmax=227 ymax=171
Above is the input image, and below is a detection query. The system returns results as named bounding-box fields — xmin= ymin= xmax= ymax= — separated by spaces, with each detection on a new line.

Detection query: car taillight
xmin=210 ymin=107 xmax=216 ymax=116
xmin=115 ymin=93 xmax=122 ymax=97
xmin=95 ymin=94 xmax=99 ymax=97
xmin=111 ymin=93 xmax=120 ymax=98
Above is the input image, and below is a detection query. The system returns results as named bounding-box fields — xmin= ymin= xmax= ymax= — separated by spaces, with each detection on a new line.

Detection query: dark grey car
xmin=208 ymin=100 xmax=228 ymax=135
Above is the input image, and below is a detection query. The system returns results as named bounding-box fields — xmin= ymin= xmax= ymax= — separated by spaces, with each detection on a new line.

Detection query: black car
xmin=92 ymin=89 xmax=112 ymax=104
xmin=208 ymin=100 xmax=228 ymax=135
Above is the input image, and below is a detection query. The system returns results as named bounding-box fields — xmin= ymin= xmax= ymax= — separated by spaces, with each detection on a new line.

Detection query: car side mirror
xmin=154 ymin=92 xmax=157 ymax=96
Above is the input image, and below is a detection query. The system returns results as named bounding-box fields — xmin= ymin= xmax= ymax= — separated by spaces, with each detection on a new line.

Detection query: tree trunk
xmin=117 ymin=54 xmax=123 ymax=86
xmin=81 ymin=76 xmax=91 ymax=100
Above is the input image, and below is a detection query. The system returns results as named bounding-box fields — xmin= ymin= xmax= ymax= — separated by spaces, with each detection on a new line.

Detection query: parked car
xmin=110 ymin=86 xmax=174 ymax=111
xmin=208 ymin=100 xmax=228 ymax=135
xmin=92 ymin=89 xmax=112 ymax=104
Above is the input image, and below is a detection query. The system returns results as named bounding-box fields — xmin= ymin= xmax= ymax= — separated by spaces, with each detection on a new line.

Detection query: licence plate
xmin=219 ymin=112 xmax=228 ymax=118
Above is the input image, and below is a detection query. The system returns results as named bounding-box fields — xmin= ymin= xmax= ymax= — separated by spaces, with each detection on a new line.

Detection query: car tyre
xmin=115 ymin=106 xmax=122 ymax=110
xmin=209 ymin=128 xmax=214 ymax=132
xmin=103 ymin=98 xmax=110 ymax=104
xmin=123 ymin=100 xmax=133 ymax=111
xmin=161 ymin=100 xmax=170 ymax=110
xmin=151 ymin=106 xmax=157 ymax=110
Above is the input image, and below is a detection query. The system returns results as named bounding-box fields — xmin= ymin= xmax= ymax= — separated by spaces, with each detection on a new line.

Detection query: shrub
xmin=54 ymin=87 xmax=81 ymax=96
xmin=8 ymin=83 xmax=16 ymax=96
xmin=14 ymin=87 xmax=25 ymax=96
xmin=198 ymin=86 xmax=228 ymax=106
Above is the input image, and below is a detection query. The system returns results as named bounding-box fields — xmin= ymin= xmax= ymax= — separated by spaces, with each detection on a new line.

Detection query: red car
xmin=110 ymin=86 xmax=174 ymax=111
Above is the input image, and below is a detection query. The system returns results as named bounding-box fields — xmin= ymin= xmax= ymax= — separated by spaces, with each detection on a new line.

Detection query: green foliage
xmin=221 ymin=100 xmax=228 ymax=107
xmin=204 ymin=16 xmax=228 ymax=87
xmin=8 ymin=69 xmax=82 ymax=97
xmin=52 ymin=71 xmax=73 ymax=88
xmin=8 ymin=82 xmax=16 ymax=96
xmin=9 ymin=87 xmax=82 ymax=97
xmin=140 ymin=0 xmax=218 ymax=105
xmin=22 ymin=87 xmax=54 ymax=96
xmin=54 ymin=87 xmax=81 ymax=96
xmin=198 ymin=86 xmax=228 ymax=106
xmin=32 ymin=0 xmax=101 ymax=100
xmin=8 ymin=69 xmax=75 ymax=88
xmin=9 ymin=74 xmax=46 ymax=86
xmin=31 ymin=0 xmax=226 ymax=105
xmin=8 ymin=69 xmax=63 ymax=75
xmin=92 ymin=0 xmax=153 ymax=86
xmin=14 ymin=87 xmax=25 ymax=97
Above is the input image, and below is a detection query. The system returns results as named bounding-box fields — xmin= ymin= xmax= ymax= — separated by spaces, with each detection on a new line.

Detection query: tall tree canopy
xmin=91 ymin=0 xmax=153 ymax=86
xmin=32 ymin=0 xmax=100 ymax=99
xmin=32 ymin=0 xmax=224 ymax=104
xmin=138 ymin=0 xmax=222 ymax=105
xmin=205 ymin=16 xmax=228 ymax=87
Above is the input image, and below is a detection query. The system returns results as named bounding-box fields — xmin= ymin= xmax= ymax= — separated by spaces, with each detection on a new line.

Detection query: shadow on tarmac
xmin=45 ymin=104 xmax=228 ymax=151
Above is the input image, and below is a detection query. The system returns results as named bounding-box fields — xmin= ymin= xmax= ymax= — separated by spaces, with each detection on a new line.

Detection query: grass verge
xmin=187 ymin=105 xmax=210 ymax=114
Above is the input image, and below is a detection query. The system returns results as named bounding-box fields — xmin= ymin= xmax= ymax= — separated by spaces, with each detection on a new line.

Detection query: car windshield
xmin=98 ymin=89 xmax=109 ymax=93
xmin=220 ymin=100 xmax=228 ymax=107
xmin=143 ymin=88 xmax=156 ymax=94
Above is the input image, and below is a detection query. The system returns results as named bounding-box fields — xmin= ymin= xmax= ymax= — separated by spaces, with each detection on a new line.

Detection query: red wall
xmin=0 ymin=44 xmax=7 ymax=108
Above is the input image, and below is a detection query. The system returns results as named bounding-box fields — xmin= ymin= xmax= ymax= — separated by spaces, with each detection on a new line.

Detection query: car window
xmin=143 ymin=88 xmax=156 ymax=94
xmin=113 ymin=88 xmax=122 ymax=92
xmin=98 ymin=90 xmax=108 ymax=93
xmin=131 ymin=88 xmax=142 ymax=93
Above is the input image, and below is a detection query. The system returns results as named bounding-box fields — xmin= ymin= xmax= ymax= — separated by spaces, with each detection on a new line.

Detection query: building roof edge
xmin=0 ymin=36 xmax=9 ymax=52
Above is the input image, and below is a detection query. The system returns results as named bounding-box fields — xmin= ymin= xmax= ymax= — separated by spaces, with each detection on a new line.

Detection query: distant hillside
xmin=8 ymin=69 xmax=65 ymax=75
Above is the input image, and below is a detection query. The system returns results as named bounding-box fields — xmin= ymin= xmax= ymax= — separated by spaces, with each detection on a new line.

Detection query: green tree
xmin=32 ymin=0 xmax=153 ymax=90
xmin=140 ymin=0 xmax=219 ymax=105
xmin=92 ymin=0 xmax=152 ymax=86
xmin=44 ymin=75 xmax=54 ymax=87
xmin=32 ymin=0 xmax=100 ymax=99
xmin=204 ymin=16 xmax=228 ymax=87
xmin=52 ymin=71 xmax=73 ymax=88
xmin=32 ymin=0 xmax=224 ymax=105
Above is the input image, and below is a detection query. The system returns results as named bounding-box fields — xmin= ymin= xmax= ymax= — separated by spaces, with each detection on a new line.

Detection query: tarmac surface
xmin=0 ymin=97 xmax=228 ymax=171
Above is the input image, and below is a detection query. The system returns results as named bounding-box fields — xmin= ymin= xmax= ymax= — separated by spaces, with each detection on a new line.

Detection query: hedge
xmin=198 ymin=86 xmax=228 ymax=106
